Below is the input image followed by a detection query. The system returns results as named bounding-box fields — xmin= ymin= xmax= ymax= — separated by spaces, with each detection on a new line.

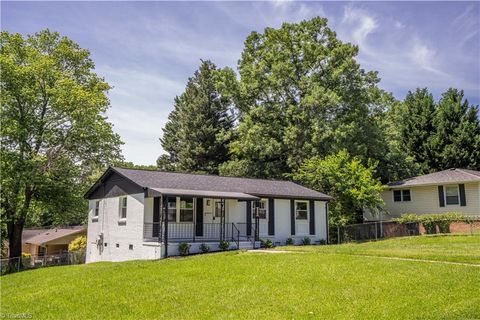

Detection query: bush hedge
xmin=393 ymin=212 xmax=467 ymax=234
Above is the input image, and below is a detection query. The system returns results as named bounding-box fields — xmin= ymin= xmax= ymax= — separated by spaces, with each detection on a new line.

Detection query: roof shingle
xmin=387 ymin=168 xmax=480 ymax=188
xmin=111 ymin=167 xmax=331 ymax=200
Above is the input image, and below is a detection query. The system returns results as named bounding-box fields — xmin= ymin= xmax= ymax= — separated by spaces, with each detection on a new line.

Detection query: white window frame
xmin=119 ymin=196 xmax=127 ymax=220
xmin=294 ymin=200 xmax=309 ymax=220
xmin=444 ymin=185 xmax=460 ymax=206
xmin=252 ymin=199 xmax=268 ymax=220
xmin=179 ymin=197 xmax=195 ymax=223
xmin=392 ymin=189 xmax=411 ymax=202
xmin=94 ymin=200 xmax=100 ymax=218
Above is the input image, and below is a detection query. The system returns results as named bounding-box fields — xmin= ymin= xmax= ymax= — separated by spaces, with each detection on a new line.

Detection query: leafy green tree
xmin=397 ymin=88 xmax=480 ymax=173
xmin=430 ymin=89 xmax=480 ymax=170
xmin=220 ymin=17 xmax=389 ymax=179
xmin=159 ymin=60 xmax=235 ymax=174
xmin=292 ymin=150 xmax=384 ymax=226
xmin=1 ymin=30 xmax=122 ymax=259
xmin=398 ymin=88 xmax=436 ymax=173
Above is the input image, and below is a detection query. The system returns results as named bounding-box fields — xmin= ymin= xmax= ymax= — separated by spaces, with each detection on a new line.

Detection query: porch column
xmin=163 ymin=195 xmax=168 ymax=257
xmin=246 ymin=201 xmax=252 ymax=236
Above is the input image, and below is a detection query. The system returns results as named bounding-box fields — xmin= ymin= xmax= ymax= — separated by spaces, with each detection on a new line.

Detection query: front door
xmin=252 ymin=200 xmax=268 ymax=237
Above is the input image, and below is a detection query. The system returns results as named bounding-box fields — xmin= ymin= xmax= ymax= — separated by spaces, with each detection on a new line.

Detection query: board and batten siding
xmin=365 ymin=182 xmax=480 ymax=220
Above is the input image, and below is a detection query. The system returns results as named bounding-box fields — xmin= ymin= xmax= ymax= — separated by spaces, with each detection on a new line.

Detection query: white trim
xmin=444 ymin=184 xmax=460 ymax=206
xmin=119 ymin=196 xmax=127 ymax=220
xmin=392 ymin=189 xmax=411 ymax=202
xmin=294 ymin=200 xmax=309 ymax=220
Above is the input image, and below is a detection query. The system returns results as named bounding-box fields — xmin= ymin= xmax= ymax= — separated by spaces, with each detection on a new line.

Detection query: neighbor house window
xmin=179 ymin=197 xmax=194 ymax=222
xmin=445 ymin=185 xmax=459 ymax=205
xmin=167 ymin=198 xmax=177 ymax=222
xmin=252 ymin=200 xmax=267 ymax=219
xmin=393 ymin=190 xmax=411 ymax=202
xmin=94 ymin=200 xmax=100 ymax=217
xmin=119 ymin=197 xmax=127 ymax=220
xmin=295 ymin=201 xmax=308 ymax=220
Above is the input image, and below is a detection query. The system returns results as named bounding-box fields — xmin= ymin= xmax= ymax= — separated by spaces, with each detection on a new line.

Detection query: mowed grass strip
xmin=278 ymin=234 xmax=480 ymax=264
xmin=1 ymin=235 xmax=479 ymax=320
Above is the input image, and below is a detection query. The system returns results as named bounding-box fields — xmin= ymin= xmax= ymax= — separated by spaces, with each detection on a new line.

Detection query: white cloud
xmin=340 ymin=5 xmax=378 ymax=52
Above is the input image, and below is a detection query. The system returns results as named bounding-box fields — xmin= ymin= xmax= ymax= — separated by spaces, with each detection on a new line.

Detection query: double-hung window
xmin=445 ymin=185 xmax=459 ymax=205
xmin=94 ymin=200 xmax=100 ymax=218
xmin=167 ymin=198 xmax=177 ymax=222
xmin=119 ymin=197 xmax=127 ymax=220
xmin=252 ymin=200 xmax=267 ymax=219
xmin=295 ymin=201 xmax=308 ymax=220
xmin=179 ymin=197 xmax=194 ymax=222
xmin=393 ymin=189 xmax=411 ymax=202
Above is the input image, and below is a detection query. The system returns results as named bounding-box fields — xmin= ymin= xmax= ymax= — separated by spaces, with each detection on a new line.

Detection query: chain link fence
xmin=335 ymin=218 xmax=480 ymax=244
xmin=1 ymin=250 xmax=85 ymax=276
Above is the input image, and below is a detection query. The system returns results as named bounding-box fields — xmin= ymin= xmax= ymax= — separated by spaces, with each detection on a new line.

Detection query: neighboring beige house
xmin=20 ymin=226 xmax=86 ymax=256
xmin=365 ymin=168 xmax=480 ymax=221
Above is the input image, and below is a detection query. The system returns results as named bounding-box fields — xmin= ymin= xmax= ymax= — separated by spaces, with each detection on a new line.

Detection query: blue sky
xmin=2 ymin=1 xmax=479 ymax=165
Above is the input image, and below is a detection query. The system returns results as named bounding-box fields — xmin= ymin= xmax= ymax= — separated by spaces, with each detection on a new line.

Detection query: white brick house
xmin=84 ymin=167 xmax=331 ymax=263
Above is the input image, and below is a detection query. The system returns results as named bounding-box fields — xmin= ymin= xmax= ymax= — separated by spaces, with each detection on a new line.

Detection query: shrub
xmin=199 ymin=243 xmax=210 ymax=253
xmin=319 ymin=239 xmax=327 ymax=245
xmin=260 ymin=239 xmax=274 ymax=248
xmin=219 ymin=240 xmax=230 ymax=251
xmin=178 ymin=242 xmax=190 ymax=256
xmin=285 ymin=238 xmax=294 ymax=245
xmin=21 ymin=252 xmax=31 ymax=258
xmin=68 ymin=235 xmax=87 ymax=252
xmin=394 ymin=212 xmax=466 ymax=234
xmin=302 ymin=237 xmax=311 ymax=245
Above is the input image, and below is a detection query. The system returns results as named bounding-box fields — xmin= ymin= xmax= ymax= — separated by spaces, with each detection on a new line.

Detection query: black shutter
xmin=268 ymin=198 xmax=275 ymax=236
xmin=153 ymin=197 xmax=160 ymax=237
xmin=309 ymin=200 xmax=315 ymax=235
xmin=438 ymin=186 xmax=445 ymax=207
xmin=290 ymin=199 xmax=295 ymax=235
xmin=246 ymin=201 xmax=252 ymax=236
xmin=459 ymin=184 xmax=466 ymax=207
xmin=195 ymin=198 xmax=203 ymax=236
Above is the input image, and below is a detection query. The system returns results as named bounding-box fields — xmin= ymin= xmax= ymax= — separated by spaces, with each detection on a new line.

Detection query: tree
xmin=430 ymin=89 xmax=480 ymax=170
xmin=159 ymin=60 xmax=235 ymax=174
xmin=220 ymin=17 xmax=389 ymax=179
xmin=398 ymin=88 xmax=437 ymax=173
xmin=397 ymin=88 xmax=480 ymax=173
xmin=292 ymin=150 xmax=384 ymax=226
xmin=0 ymin=30 xmax=122 ymax=259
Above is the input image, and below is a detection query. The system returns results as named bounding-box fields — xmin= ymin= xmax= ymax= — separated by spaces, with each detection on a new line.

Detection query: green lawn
xmin=1 ymin=235 xmax=479 ymax=319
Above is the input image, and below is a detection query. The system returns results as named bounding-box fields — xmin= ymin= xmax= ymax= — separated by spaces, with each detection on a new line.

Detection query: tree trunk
xmin=8 ymin=222 xmax=24 ymax=259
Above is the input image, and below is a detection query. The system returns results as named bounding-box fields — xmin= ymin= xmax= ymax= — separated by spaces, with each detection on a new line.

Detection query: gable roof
xmin=387 ymin=168 xmax=480 ymax=188
xmin=85 ymin=167 xmax=331 ymax=201
xmin=24 ymin=226 xmax=86 ymax=246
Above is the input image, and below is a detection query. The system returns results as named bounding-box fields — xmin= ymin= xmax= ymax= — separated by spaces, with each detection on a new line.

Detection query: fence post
xmin=17 ymin=257 xmax=20 ymax=272
xmin=375 ymin=222 xmax=378 ymax=240
xmin=337 ymin=226 xmax=340 ymax=244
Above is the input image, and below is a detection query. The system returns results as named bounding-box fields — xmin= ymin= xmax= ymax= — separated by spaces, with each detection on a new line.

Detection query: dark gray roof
xmin=109 ymin=167 xmax=331 ymax=200
xmin=387 ymin=168 xmax=480 ymax=188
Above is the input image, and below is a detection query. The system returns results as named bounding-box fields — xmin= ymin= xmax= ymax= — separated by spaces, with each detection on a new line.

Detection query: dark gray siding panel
xmin=88 ymin=172 xmax=144 ymax=199
xmin=268 ymin=198 xmax=274 ymax=236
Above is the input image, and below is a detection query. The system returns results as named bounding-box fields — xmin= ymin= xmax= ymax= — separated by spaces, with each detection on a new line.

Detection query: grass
xmin=1 ymin=235 xmax=479 ymax=319
xmin=278 ymin=234 xmax=480 ymax=264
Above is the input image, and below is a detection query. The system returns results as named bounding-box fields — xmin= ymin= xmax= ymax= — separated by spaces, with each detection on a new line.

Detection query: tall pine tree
xmin=430 ymin=89 xmax=480 ymax=170
xmin=399 ymin=88 xmax=436 ymax=173
xmin=398 ymin=88 xmax=480 ymax=173
xmin=158 ymin=60 xmax=235 ymax=174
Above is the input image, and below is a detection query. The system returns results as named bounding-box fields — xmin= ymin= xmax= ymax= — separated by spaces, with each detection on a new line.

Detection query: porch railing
xmin=143 ymin=222 xmax=248 ymax=247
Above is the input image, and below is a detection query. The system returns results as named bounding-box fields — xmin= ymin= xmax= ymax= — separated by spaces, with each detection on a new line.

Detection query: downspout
xmin=325 ymin=202 xmax=329 ymax=244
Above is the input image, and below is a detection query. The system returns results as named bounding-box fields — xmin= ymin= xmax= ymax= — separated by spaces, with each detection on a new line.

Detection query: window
xmin=167 ymin=198 xmax=177 ymax=222
xmin=116 ymin=243 xmax=119 ymax=248
xmin=94 ymin=200 xmax=100 ymax=217
xmin=393 ymin=189 xmax=411 ymax=202
xmin=445 ymin=185 xmax=459 ymax=205
xmin=252 ymin=200 xmax=267 ymax=219
xmin=119 ymin=197 xmax=127 ymax=219
xmin=179 ymin=197 xmax=194 ymax=222
xmin=38 ymin=246 xmax=46 ymax=257
xmin=295 ymin=201 xmax=308 ymax=220
xmin=129 ymin=244 xmax=134 ymax=250
xmin=393 ymin=190 xmax=402 ymax=202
